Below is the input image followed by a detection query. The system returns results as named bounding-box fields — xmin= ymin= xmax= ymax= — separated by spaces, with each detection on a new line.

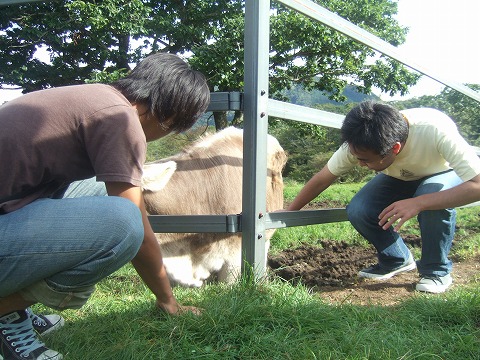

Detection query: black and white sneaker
xmin=359 ymin=257 xmax=417 ymax=280
xmin=0 ymin=310 xmax=63 ymax=360
xmin=26 ymin=309 xmax=64 ymax=337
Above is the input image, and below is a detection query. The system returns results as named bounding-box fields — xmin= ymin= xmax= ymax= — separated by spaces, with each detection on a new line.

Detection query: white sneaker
xmin=416 ymin=274 xmax=452 ymax=293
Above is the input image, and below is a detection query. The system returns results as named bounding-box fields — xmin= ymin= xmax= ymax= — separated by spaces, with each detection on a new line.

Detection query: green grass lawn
xmin=34 ymin=180 xmax=480 ymax=359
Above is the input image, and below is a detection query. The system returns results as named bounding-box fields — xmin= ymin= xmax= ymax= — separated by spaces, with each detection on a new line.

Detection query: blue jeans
xmin=346 ymin=171 xmax=462 ymax=277
xmin=0 ymin=178 xmax=143 ymax=309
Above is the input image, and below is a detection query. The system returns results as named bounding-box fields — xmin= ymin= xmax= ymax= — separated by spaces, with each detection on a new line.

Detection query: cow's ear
xmin=141 ymin=161 xmax=177 ymax=192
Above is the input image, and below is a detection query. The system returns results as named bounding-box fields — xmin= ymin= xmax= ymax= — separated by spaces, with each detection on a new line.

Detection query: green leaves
xmin=1 ymin=0 xmax=418 ymax=110
xmin=65 ymin=0 xmax=150 ymax=33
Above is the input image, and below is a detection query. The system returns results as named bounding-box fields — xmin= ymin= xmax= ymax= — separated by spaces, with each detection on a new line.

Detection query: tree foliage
xmin=0 ymin=0 xmax=150 ymax=91
xmin=392 ymin=84 xmax=480 ymax=146
xmin=439 ymin=85 xmax=480 ymax=146
xmin=1 ymin=0 xmax=420 ymax=129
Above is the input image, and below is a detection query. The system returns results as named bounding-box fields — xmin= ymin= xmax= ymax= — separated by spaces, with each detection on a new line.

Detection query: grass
xmin=34 ymin=180 xmax=480 ymax=359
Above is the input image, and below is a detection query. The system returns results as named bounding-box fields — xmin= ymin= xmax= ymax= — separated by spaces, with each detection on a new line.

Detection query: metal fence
xmin=150 ymin=0 xmax=480 ymax=277
xmin=2 ymin=0 xmax=480 ymax=278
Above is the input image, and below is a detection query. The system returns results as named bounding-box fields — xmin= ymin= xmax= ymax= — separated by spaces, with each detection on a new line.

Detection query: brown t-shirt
xmin=0 ymin=84 xmax=146 ymax=213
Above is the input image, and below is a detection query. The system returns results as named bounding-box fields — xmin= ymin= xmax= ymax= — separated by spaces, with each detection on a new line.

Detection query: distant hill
xmin=195 ymin=84 xmax=380 ymax=128
xmin=280 ymin=84 xmax=380 ymax=107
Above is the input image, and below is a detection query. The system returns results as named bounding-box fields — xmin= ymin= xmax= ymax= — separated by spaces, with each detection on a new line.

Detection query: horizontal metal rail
xmin=0 ymin=0 xmax=49 ymax=5
xmin=148 ymin=199 xmax=480 ymax=233
xmin=268 ymin=98 xmax=344 ymax=128
xmin=148 ymin=208 xmax=348 ymax=233
xmin=148 ymin=214 xmax=242 ymax=233
xmin=265 ymin=208 xmax=348 ymax=229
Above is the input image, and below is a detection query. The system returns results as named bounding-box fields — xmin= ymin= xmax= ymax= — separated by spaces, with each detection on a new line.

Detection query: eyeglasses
xmin=158 ymin=122 xmax=170 ymax=131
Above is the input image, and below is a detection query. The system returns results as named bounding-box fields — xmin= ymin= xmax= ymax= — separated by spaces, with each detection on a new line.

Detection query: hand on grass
xmin=156 ymin=300 xmax=203 ymax=316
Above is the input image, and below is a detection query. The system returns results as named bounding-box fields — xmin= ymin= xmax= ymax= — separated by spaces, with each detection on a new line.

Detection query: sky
xmin=380 ymin=0 xmax=480 ymax=100
xmin=1 ymin=0 xmax=479 ymax=103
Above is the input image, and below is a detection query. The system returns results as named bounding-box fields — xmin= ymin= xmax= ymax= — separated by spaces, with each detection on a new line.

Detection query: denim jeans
xmin=0 ymin=178 xmax=144 ymax=309
xmin=346 ymin=171 xmax=462 ymax=277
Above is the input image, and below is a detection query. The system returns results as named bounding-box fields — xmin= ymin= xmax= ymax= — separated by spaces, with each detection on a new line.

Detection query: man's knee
xmin=106 ymin=197 xmax=144 ymax=257
xmin=347 ymin=195 xmax=370 ymax=223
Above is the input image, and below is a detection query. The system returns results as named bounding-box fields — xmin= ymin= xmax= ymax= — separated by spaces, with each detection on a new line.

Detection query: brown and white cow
xmin=141 ymin=127 xmax=287 ymax=287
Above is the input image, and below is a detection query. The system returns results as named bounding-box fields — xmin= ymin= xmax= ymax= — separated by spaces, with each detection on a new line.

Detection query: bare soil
xmin=268 ymin=204 xmax=480 ymax=306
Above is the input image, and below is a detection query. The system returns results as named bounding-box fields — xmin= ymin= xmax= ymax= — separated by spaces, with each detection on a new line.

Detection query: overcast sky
xmin=381 ymin=0 xmax=480 ymax=100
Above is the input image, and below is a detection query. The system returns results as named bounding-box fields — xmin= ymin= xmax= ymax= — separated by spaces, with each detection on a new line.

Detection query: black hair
xmin=112 ymin=52 xmax=210 ymax=133
xmin=341 ymin=101 xmax=409 ymax=156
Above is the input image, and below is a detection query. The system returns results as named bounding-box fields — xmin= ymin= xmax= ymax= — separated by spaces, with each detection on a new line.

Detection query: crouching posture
xmin=288 ymin=101 xmax=480 ymax=294
xmin=0 ymin=53 xmax=210 ymax=359
xmin=142 ymin=127 xmax=287 ymax=287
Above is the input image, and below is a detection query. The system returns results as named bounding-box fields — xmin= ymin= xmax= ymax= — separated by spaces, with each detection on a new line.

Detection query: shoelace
xmin=422 ymin=276 xmax=443 ymax=284
xmin=1 ymin=319 xmax=46 ymax=357
xmin=26 ymin=308 xmax=48 ymax=329
xmin=31 ymin=316 xmax=48 ymax=328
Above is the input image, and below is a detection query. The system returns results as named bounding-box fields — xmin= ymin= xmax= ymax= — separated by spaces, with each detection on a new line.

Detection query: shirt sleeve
xmin=435 ymin=122 xmax=480 ymax=182
xmin=327 ymin=143 xmax=357 ymax=176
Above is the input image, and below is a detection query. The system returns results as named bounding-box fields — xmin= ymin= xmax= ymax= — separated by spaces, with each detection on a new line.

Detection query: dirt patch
xmin=268 ymin=237 xmax=480 ymax=306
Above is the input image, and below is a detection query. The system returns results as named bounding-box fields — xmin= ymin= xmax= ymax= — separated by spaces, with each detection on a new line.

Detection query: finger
xmin=379 ymin=210 xmax=397 ymax=227
xmin=378 ymin=205 xmax=394 ymax=220
xmin=179 ymin=305 xmax=203 ymax=316
xmin=379 ymin=213 xmax=401 ymax=230
xmin=378 ymin=213 xmax=392 ymax=226
xmin=393 ymin=218 xmax=405 ymax=232
xmin=380 ymin=218 xmax=393 ymax=230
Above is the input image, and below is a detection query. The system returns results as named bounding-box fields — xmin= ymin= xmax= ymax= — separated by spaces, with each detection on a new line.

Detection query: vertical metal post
xmin=242 ymin=0 xmax=270 ymax=278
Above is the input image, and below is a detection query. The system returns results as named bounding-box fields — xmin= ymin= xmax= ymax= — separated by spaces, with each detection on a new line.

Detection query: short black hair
xmin=112 ymin=52 xmax=210 ymax=133
xmin=341 ymin=101 xmax=408 ymax=156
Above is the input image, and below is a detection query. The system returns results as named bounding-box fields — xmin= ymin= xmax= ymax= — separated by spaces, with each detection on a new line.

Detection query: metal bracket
xmin=206 ymin=92 xmax=243 ymax=112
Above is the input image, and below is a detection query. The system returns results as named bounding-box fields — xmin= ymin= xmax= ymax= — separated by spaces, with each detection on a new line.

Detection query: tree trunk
xmin=232 ymin=110 xmax=243 ymax=127
xmin=214 ymin=111 xmax=228 ymax=131
xmin=116 ymin=34 xmax=130 ymax=70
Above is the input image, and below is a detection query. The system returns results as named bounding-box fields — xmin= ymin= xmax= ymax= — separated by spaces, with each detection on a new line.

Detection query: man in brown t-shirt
xmin=0 ymin=53 xmax=209 ymax=360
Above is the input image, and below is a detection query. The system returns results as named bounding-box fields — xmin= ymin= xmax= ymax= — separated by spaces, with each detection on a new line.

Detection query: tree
xmin=436 ymin=85 xmax=480 ymax=146
xmin=0 ymin=0 xmax=151 ymax=91
xmin=391 ymin=84 xmax=480 ymax=146
xmin=1 ymin=0 xmax=419 ymax=130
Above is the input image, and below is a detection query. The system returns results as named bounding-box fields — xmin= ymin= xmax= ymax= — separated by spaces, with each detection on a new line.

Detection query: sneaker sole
xmin=415 ymin=284 xmax=449 ymax=293
xmin=416 ymin=279 xmax=453 ymax=294
xmin=359 ymin=261 xmax=417 ymax=280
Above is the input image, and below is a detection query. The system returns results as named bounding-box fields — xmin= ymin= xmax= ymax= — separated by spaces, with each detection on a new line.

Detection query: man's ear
xmin=392 ymin=142 xmax=402 ymax=155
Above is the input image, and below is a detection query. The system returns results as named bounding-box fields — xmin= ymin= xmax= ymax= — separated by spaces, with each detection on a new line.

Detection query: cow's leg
xmin=163 ymin=256 xmax=204 ymax=287
xmin=215 ymin=237 xmax=242 ymax=284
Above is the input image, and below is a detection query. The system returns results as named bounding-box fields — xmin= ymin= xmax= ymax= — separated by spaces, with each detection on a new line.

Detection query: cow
xmin=141 ymin=127 xmax=287 ymax=287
